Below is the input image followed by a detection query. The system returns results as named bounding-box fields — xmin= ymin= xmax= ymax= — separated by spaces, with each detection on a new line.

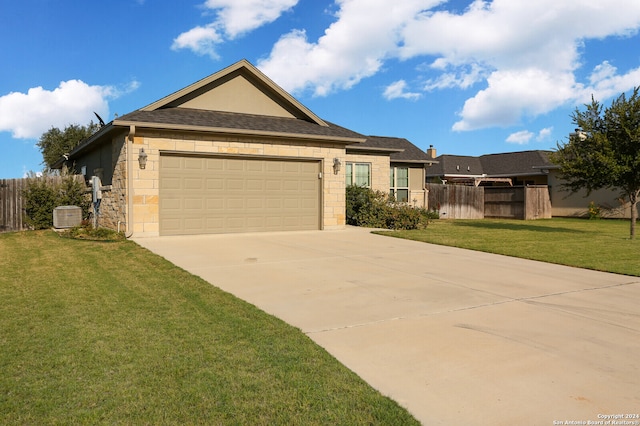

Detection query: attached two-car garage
xmin=159 ymin=154 xmax=321 ymax=235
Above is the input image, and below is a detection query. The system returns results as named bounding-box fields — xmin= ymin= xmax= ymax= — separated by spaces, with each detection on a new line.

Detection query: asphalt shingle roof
xmin=480 ymin=150 xmax=554 ymax=176
xmin=429 ymin=150 xmax=555 ymax=177
xmin=352 ymin=136 xmax=435 ymax=163
xmin=428 ymin=155 xmax=484 ymax=175
xmin=116 ymin=108 xmax=365 ymax=141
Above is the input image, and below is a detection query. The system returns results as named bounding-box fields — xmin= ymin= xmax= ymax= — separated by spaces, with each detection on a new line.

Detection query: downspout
xmin=125 ymin=125 xmax=135 ymax=238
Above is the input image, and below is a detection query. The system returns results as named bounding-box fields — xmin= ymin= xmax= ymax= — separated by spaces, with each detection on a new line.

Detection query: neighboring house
xmin=427 ymin=149 xmax=552 ymax=186
xmin=346 ymin=136 xmax=436 ymax=207
xmin=54 ymin=60 xmax=432 ymax=237
xmin=427 ymin=148 xmax=634 ymax=218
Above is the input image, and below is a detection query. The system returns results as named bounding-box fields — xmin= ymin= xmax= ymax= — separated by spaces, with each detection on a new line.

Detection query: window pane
xmin=397 ymin=167 xmax=409 ymax=187
xmin=397 ymin=189 xmax=409 ymax=202
xmin=346 ymin=163 xmax=352 ymax=186
xmin=354 ymin=164 xmax=370 ymax=187
xmin=390 ymin=168 xmax=394 ymax=187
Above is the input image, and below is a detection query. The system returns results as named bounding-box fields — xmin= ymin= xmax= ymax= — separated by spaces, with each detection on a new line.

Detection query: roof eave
xmin=51 ymin=123 xmax=117 ymax=168
xmin=391 ymin=159 xmax=439 ymax=165
xmin=113 ymin=119 xmax=366 ymax=144
xmin=346 ymin=145 xmax=404 ymax=154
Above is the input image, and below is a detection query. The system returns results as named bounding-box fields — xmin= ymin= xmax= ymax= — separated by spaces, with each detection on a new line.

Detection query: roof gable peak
xmin=140 ymin=59 xmax=328 ymax=127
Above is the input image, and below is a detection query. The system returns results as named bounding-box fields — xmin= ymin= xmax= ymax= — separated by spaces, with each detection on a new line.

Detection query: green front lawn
xmin=378 ymin=218 xmax=639 ymax=276
xmin=0 ymin=231 xmax=418 ymax=425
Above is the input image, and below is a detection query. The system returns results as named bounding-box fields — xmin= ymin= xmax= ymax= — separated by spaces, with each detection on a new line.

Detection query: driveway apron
xmin=134 ymin=227 xmax=640 ymax=425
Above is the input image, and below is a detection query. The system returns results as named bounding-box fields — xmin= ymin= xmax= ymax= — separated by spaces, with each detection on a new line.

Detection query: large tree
xmin=551 ymin=87 xmax=640 ymax=239
xmin=37 ymin=122 xmax=99 ymax=170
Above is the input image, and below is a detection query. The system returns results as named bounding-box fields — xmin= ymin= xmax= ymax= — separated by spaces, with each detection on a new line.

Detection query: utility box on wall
xmin=53 ymin=206 xmax=82 ymax=229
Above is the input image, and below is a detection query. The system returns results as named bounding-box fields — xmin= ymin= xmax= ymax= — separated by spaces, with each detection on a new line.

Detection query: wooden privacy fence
xmin=0 ymin=179 xmax=26 ymax=232
xmin=484 ymin=186 xmax=552 ymax=220
xmin=427 ymin=184 xmax=552 ymax=220
xmin=0 ymin=176 xmax=86 ymax=233
xmin=427 ymin=184 xmax=484 ymax=219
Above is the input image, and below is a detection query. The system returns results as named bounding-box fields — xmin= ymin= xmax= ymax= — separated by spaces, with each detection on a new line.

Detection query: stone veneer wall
xmin=94 ymin=135 xmax=127 ymax=231
xmin=129 ymin=131 xmax=348 ymax=237
xmin=344 ymin=152 xmax=391 ymax=194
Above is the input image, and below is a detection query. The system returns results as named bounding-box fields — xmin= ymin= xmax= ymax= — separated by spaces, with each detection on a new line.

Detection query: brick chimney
xmin=426 ymin=145 xmax=436 ymax=159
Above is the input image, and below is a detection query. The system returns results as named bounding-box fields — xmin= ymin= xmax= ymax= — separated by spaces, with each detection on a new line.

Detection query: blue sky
xmin=1 ymin=0 xmax=640 ymax=178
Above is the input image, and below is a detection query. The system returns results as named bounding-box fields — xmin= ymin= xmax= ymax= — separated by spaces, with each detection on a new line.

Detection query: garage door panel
xmin=161 ymin=198 xmax=182 ymax=210
xmin=246 ymin=179 xmax=264 ymax=191
xmin=160 ymin=155 xmax=320 ymax=235
xmin=184 ymin=178 xmax=204 ymax=190
xmin=206 ymin=198 xmax=224 ymax=210
xmin=227 ymin=161 xmax=245 ymax=171
xmin=227 ymin=179 xmax=245 ymax=190
xmin=265 ymin=180 xmax=283 ymax=191
xmin=184 ymin=217 xmax=204 ymax=232
xmin=266 ymin=162 xmax=283 ymax=172
xmin=184 ymin=198 xmax=204 ymax=210
xmin=206 ymin=158 xmax=224 ymax=170
xmin=184 ymin=158 xmax=204 ymax=170
xmin=161 ymin=177 xmax=182 ymax=190
xmin=246 ymin=198 xmax=264 ymax=209
xmin=206 ymin=178 xmax=224 ymax=190
xmin=162 ymin=156 xmax=182 ymax=169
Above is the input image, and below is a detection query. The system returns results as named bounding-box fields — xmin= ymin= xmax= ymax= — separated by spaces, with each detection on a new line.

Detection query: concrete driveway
xmin=134 ymin=227 xmax=640 ymax=425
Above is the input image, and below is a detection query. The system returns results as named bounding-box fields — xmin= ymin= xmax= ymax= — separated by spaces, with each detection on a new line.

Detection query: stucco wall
xmin=548 ymin=171 xmax=634 ymax=218
xmin=128 ymin=131 xmax=348 ymax=237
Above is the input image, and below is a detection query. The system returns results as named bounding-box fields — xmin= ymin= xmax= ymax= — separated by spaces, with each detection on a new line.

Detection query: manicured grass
xmin=378 ymin=218 xmax=640 ymax=276
xmin=0 ymin=231 xmax=419 ymax=425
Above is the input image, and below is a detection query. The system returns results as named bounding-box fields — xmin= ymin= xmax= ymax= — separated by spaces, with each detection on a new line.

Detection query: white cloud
xmin=0 ymin=80 xmax=129 ymax=140
xmin=578 ymin=61 xmax=640 ymax=103
xmin=452 ymin=68 xmax=577 ymax=131
xmin=254 ymin=0 xmax=640 ymax=130
xmin=506 ymin=126 xmax=554 ymax=145
xmin=258 ymin=0 xmax=444 ymax=96
xmin=423 ymin=63 xmax=486 ymax=91
xmin=537 ymin=127 xmax=553 ymax=142
xmin=383 ymin=80 xmax=421 ymax=101
xmin=172 ymin=0 xmax=298 ymax=57
xmin=170 ymin=0 xmax=640 ymax=132
xmin=172 ymin=26 xmax=223 ymax=59
xmin=506 ymin=130 xmax=534 ymax=145
xmin=204 ymin=0 xmax=298 ymax=38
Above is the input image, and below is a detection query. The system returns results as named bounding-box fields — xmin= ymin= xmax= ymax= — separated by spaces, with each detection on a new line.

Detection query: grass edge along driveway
xmin=0 ymin=231 xmax=419 ymax=425
xmin=378 ymin=218 xmax=639 ymax=277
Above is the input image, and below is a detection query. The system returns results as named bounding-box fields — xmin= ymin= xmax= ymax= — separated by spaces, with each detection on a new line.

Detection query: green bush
xmin=23 ymin=170 xmax=90 ymax=230
xmin=346 ymin=185 xmax=434 ymax=230
xmin=588 ymin=201 xmax=602 ymax=220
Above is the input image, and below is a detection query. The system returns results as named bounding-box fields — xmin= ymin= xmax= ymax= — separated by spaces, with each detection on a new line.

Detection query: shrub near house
xmin=22 ymin=172 xmax=90 ymax=230
xmin=346 ymin=185 xmax=436 ymax=230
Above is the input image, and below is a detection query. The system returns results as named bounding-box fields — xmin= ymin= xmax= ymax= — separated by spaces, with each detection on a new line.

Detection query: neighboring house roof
xmin=347 ymin=136 xmax=437 ymax=164
xmin=429 ymin=150 xmax=555 ymax=177
xmin=428 ymin=154 xmax=484 ymax=176
xmin=480 ymin=150 xmax=555 ymax=177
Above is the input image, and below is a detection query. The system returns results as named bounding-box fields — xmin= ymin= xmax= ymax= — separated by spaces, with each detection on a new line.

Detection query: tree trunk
xmin=630 ymin=190 xmax=639 ymax=240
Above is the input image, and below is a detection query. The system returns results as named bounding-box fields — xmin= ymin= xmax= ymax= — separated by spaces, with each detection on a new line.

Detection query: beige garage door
xmin=159 ymin=155 xmax=321 ymax=235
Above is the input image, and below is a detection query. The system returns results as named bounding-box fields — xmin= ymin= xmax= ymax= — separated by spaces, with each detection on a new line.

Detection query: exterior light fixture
xmin=333 ymin=158 xmax=341 ymax=174
xmin=138 ymin=148 xmax=148 ymax=169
